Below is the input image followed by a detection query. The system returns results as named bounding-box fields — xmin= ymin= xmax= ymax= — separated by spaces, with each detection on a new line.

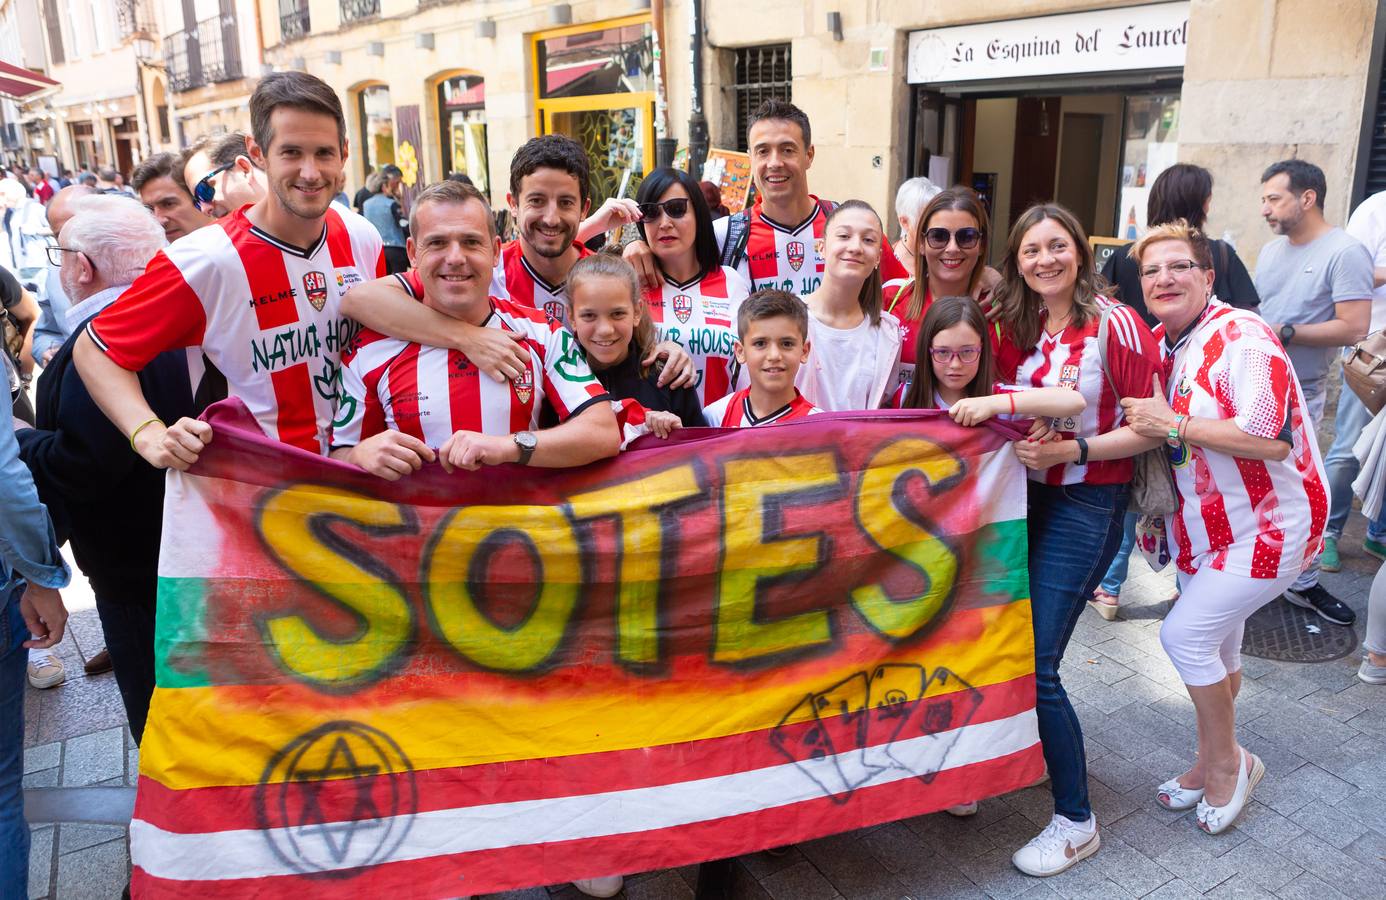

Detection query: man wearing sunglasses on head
xmin=623 ymin=99 xmax=908 ymax=300
xmin=73 ymin=72 xmax=385 ymax=471
xmin=180 ymin=131 xmax=267 ymax=220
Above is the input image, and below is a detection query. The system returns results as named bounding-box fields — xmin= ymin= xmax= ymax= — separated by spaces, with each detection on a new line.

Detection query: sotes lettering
xmin=255 ymin=437 xmax=964 ymax=687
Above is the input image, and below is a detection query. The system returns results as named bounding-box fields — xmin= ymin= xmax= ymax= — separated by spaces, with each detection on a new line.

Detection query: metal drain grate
xmin=1241 ymin=596 xmax=1358 ymax=663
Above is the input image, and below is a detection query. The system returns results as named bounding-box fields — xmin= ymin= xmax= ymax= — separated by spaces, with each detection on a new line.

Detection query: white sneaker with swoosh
xmin=1012 ymin=813 xmax=1100 ymax=877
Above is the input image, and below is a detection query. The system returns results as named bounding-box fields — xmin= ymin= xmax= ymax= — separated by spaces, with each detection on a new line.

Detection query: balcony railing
xmin=116 ymin=0 xmax=157 ymax=38
xmin=197 ymin=13 xmax=243 ymax=83
xmin=340 ymin=0 xmax=380 ymax=25
xmin=279 ymin=0 xmax=310 ymax=41
xmin=164 ymin=30 xmax=199 ymax=92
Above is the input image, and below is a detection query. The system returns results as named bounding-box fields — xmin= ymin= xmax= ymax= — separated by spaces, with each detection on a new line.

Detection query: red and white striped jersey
xmin=333 ymin=270 xmax=608 ymax=448
xmin=712 ymin=196 xmax=908 ymax=296
xmin=1156 ymin=301 xmax=1328 ymax=579
xmin=489 ymin=240 xmax=593 ymax=327
xmin=86 ymin=204 xmax=384 ymax=454
xmin=703 ymin=388 xmax=820 ymax=427
xmin=642 ymin=265 xmax=750 ymax=405
xmin=997 ymin=298 xmax=1162 ymax=485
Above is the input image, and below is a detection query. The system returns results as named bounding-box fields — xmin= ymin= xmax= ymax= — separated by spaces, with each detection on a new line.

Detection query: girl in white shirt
xmin=796 ymin=201 xmax=902 ymax=410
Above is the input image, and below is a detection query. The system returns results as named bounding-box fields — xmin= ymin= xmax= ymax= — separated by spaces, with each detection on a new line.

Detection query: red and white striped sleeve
xmin=1102 ymin=304 xmax=1162 ymax=398
xmin=85 ymin=251 xmax=207 ymax=371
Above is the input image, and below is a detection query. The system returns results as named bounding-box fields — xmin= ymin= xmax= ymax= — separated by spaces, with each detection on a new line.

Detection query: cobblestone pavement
xmin=21 ymin=506 xmax=1386 ymax=900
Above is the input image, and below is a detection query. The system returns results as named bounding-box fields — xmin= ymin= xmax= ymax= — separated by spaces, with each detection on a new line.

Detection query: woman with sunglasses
xmin=990 ymin=203 xmax=1163 ymax=878
xmin=885 ymin=187 xmax=1001 ymax=397
xmin=633 ymin=167 xmax=752 ymax=407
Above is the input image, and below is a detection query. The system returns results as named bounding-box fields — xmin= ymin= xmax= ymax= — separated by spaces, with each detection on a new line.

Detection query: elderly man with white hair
xmin=15 ymin=194 xmax=199 ymax=743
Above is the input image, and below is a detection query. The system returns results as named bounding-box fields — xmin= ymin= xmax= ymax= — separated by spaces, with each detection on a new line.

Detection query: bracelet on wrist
xmin=1167 ymin=414 xmax=1185 ymax=447
xmin=128 ymin=417 xmax=165 ymax=452
xmin=1074 ymin=436 xmax=1089 ymax=467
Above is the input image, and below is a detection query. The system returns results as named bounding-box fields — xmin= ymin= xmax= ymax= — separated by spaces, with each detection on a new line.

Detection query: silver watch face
xmin=515 ymin=431 xmax=538 ymax=451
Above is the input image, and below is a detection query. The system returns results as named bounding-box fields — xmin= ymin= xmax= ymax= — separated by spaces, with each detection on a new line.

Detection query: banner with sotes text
xmin=129 ymin=400 xmax=1043 ymax=898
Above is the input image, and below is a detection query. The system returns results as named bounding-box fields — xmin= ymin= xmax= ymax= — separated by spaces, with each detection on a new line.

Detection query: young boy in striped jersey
xmin=703 ymin=289 xmax=820 ymax=427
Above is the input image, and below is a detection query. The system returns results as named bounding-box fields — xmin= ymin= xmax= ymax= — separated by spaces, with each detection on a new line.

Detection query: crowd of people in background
xmin=2 ymin=69 xmax=1386 ymax=898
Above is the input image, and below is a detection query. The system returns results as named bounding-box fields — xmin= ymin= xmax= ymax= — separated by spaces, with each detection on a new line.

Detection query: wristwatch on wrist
xmin=1074 ymin=436 xmax=1090 ymax=467
xmin=1279 ymin=323 xmax=1296 ymax=345
xmin=513 ymin=430 xmax=537 ymax=465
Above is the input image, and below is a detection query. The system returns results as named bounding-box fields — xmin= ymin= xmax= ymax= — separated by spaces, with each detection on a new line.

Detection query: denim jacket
xmin=1 ymin=382 xmax=69 ymax=594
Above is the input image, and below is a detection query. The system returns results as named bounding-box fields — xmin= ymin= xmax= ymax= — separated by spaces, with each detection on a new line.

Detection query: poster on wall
xmin=394 ymin=105 xmax=422 ymax=217
xmin=701 ymin=148 xmax=753 ymax=214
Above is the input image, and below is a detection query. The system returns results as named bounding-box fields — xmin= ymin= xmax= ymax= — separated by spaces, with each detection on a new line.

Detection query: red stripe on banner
xmin=130 ymin=744 xmax=1043 ymax=899
xmin=269 ymin=364 xmax=321 ymax=453
xmin=134 ymin=675 xmax=1034 ymax=835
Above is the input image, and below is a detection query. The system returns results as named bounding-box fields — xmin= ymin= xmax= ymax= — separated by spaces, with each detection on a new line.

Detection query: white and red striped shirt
xmin=703 ymin=388 xmax=820 ymax=427
xmin=712 ymin=196 xmax=908 ymax=296
xmin=333 ymin=270 xmax=608 ymax=448
xmin=1157 ymin=301 xmax=1328 ymax=579
xmin=86 ymin=204 xmax=384 ymax=454
xmin=643 ymin=265 xmax=750 ymax=406
xmin=489 ymin=240 xmax=593 ymax=327
xmin=998 ymin=298 xmax=1162 ymax=485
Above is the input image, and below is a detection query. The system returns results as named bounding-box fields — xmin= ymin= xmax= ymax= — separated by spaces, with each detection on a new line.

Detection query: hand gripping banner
xmin=130 ymin=400 xmax=1042 ymax=897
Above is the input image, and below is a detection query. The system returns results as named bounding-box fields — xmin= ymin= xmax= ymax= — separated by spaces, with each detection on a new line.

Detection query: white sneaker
xmin=1012 ymin=813 xmax=1100 ymax=877
xmin=572 ymin=875 xmax=623 ymax=897
xmin=946 ymin=801 xmax=979 ymax=816
xmin=27 ymin=649 xmax=65 ymax=689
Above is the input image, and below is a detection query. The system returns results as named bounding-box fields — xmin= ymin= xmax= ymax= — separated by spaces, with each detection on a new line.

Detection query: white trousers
xmin=1162 ymin=565 xmax=1297 ymax=686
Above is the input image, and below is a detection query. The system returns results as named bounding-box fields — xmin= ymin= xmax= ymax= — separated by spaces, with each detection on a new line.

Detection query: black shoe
xmin=1284 ymin=584 xmax=1356 ymax=626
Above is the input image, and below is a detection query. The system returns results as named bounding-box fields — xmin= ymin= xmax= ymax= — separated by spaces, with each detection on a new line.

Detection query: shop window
xmin=70 ymin=121 xmax=100 ymax=170
xmin=437 ymin=74 xmax=489 ymax=195
xmin=1116 ymin=94 xmax=1181 ymax=237
xmin=533 ymin=14 xmax=655 ymax=209
xmin=356 ymin=84 xmax=395 ymax=177
xmin=730 ymin=44 xmax=792 ymax=152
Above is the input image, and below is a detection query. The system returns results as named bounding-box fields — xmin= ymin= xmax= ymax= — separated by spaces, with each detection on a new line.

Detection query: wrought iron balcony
xmin=279 ymin=0 xmax=311 ymax=41
xmin=340 ymin=0 xmax=380 ymax=25
xmin=116 ymin=0 xmax=157 ymax=38
xmin=197 ymin=13 xmax=243 ymax=83
xmin=164 ymin=30 xmax=201 ymax=92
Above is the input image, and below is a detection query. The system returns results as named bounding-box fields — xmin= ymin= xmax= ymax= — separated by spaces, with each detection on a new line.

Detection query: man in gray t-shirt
xmin=1253 ymin=159 xmax=1372 ymax=626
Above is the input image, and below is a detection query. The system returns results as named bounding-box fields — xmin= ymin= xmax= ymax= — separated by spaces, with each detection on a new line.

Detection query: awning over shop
xmin=0 ymin=60 xmax=60 ymax=103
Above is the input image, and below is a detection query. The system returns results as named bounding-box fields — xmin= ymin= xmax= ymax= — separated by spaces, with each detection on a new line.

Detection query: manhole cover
xmin=1241 ymin=596 xmax=1358 ymax=662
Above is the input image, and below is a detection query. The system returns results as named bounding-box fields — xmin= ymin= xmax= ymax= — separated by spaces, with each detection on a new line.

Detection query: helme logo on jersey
xmin=786 ymin=241 xmax=805 ymax=272
xmin=673 ymin=293 xmax=693 ymax=323
xmin=303 ymin=271 xmax=328 ymax=312
xmin=512 ymin=366 xmax=535 ymax=405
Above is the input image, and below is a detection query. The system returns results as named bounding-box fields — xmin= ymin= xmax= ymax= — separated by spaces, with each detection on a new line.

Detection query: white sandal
xmin=1156 ymin=778 xmax=1204 ymax=811
xmin=1195 ymin=751 xmax=1264 ymax=834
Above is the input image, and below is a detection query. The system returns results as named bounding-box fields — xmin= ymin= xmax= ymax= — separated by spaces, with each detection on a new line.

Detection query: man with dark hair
xmin=353 ymin=164 xmax=376 ymax=212
xmin=94 ymin=167 xmax=121 ymax=193
xmin=625 ymin=98 xmax=906 ymax=296
xmin=26 ymin=167 xmax=54 ymax=205
xmin=1255 ymin=157 xmax=1373 ymax=625
xmin=74 ymin=70 xmax=384 ymax=470
xmin=131 ymin=151 xmax=212 ymax=242
xmin=363 ymin=163 xmax=408 ymax=274
xmin=182 ymin=131 xmax=267 ymax=219
xmin=77 ymin=172 xmax=97 ymax=188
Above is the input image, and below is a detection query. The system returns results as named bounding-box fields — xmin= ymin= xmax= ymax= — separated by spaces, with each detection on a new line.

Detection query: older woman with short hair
xmin=1120 ymin=220 xmax=1328 ymax=835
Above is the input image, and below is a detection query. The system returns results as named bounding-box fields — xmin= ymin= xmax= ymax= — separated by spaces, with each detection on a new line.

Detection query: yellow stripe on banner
xmin=140 ymin=600 xmax=1034 ymax=790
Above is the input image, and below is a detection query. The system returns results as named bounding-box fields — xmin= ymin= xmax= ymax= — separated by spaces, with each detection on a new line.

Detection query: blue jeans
xmin=1098 ymin=511 xmax=1140 ymax=595
xmin=1 ymin=585 xmax=29 ymax=894
xmin=1028 ymin=481 xmax=1128 ymax=823
xmin=1325 ymin=386 xmax=1386 ymax=542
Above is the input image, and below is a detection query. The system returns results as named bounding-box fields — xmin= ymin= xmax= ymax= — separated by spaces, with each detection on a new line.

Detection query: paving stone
xmin=954 ymin=846 xmax=1035 ymax=900
xmin=22 ymin=767 xmax=59 ymax=789
xmin=1152 ymin=844 xmax=1240 ymax=892
xmin=1299 ymin=688 xmax=1370 ymax=723
xmin=61 ymin=726 xmax=125 ymax=787
xmin=890 ymin=855 xmax=988 ymax=900
xmin=57 ymin=822 xmax=127 ymax=854
xmin=737 ymin=846 xmax=807 ymax=880
xmin=23 ymin=742 xmax=59 ymax=775
xmin=1087 ymin=752 xmax=1154 ymax=796
xmin=860 ymin=822 xmax=935 ymax=877
xmin=759 ymin=861 xmax=843 ymax=900
xmin=1276 ymin=833 xmax=1386 ymax=898
xmin=1255 ymin=763 xmax=1356 ymax=816
xmin=1079 ymin=832 xmax=1173 ymax=896
xmin=1202 ymin=878 xmax=1278 ymax=898
xmin=1344 ymin=703 xmax=1386 ymax=739
xmin=976 ymin=813 xmax=1041 ymax=852
xmin=901 ymin=813 xmax=996 ymax=862
xmin=31 ymin=674 xmax=126 ymax=745
xmin=54 ymin=836 xmax=129 ymax=900
xmin=1311 ymin=731 xmax=1386 ymax=782
xmin=1341 ymin=828 xmax=1386 ymax=877
xmin=483 ymin=889 xmax=549 ymax=899
xmin=1287 ymin=802 xmax=1368 ymax=850
xmin=1141 ymin=877 xmax=1204 ymax=899
xmin=1104 ymin=810 xmax=1197 ymax=860
xmin=1230 ymin=801 xmax=1305 ymax=850
xmin=1272 ymin=871 xmax=1352 ymax=899
xmin=798 ymin=832 xmax=910 ymax=900
xmin=27 ymin=825 xmax=53 ymax=900
xmin=624 ymin=870 xmax=695 ymax=900
xmin=1331 ymin=787 xmax=1386 ymax=836
xmin=1033 ymin=860 xmax=1139 ymax=899
xmin=1219 ymin=838 xmax=1304 ymax=890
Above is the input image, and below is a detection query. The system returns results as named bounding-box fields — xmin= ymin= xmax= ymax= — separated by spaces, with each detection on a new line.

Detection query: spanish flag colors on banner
xmin=130 ymin=400 xmax=1043 ymax=898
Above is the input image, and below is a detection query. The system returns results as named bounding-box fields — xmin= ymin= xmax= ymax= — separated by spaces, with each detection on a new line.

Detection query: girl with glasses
xmin=633 ymin=167 xmax=752 ymax=408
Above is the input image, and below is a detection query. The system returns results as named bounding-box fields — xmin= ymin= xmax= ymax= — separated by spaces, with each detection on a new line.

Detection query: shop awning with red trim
xmin=0 ymin=60 xmax=60 ymax=102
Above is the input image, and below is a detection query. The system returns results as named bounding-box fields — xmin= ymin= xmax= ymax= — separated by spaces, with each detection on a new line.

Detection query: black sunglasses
xmin=637 ymin=198 xmax=690 ymax=221
xmin=924 ymin=226 xmax=983 ymax=250
xmin=193 ymin=163 xmax=233 ymax=211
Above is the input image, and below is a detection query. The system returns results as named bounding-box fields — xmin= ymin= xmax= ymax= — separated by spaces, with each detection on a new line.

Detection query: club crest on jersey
xmin=303 ymin=271 xmax=328 ymax=311
xmin=512 ymin=367 xmax=535 ymax=405
xmin=673 ymin=293 xmax=693 ymax=323
xmin=544 ymin=301 xmax=565 ymax=322
xmin=786 ymin=241 xmax=805 ymax=272
xmin=1058 ymin=364 xmax=1080 ymax=389
xmin=1176 ymin=377 xmax=1193 ymax=398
